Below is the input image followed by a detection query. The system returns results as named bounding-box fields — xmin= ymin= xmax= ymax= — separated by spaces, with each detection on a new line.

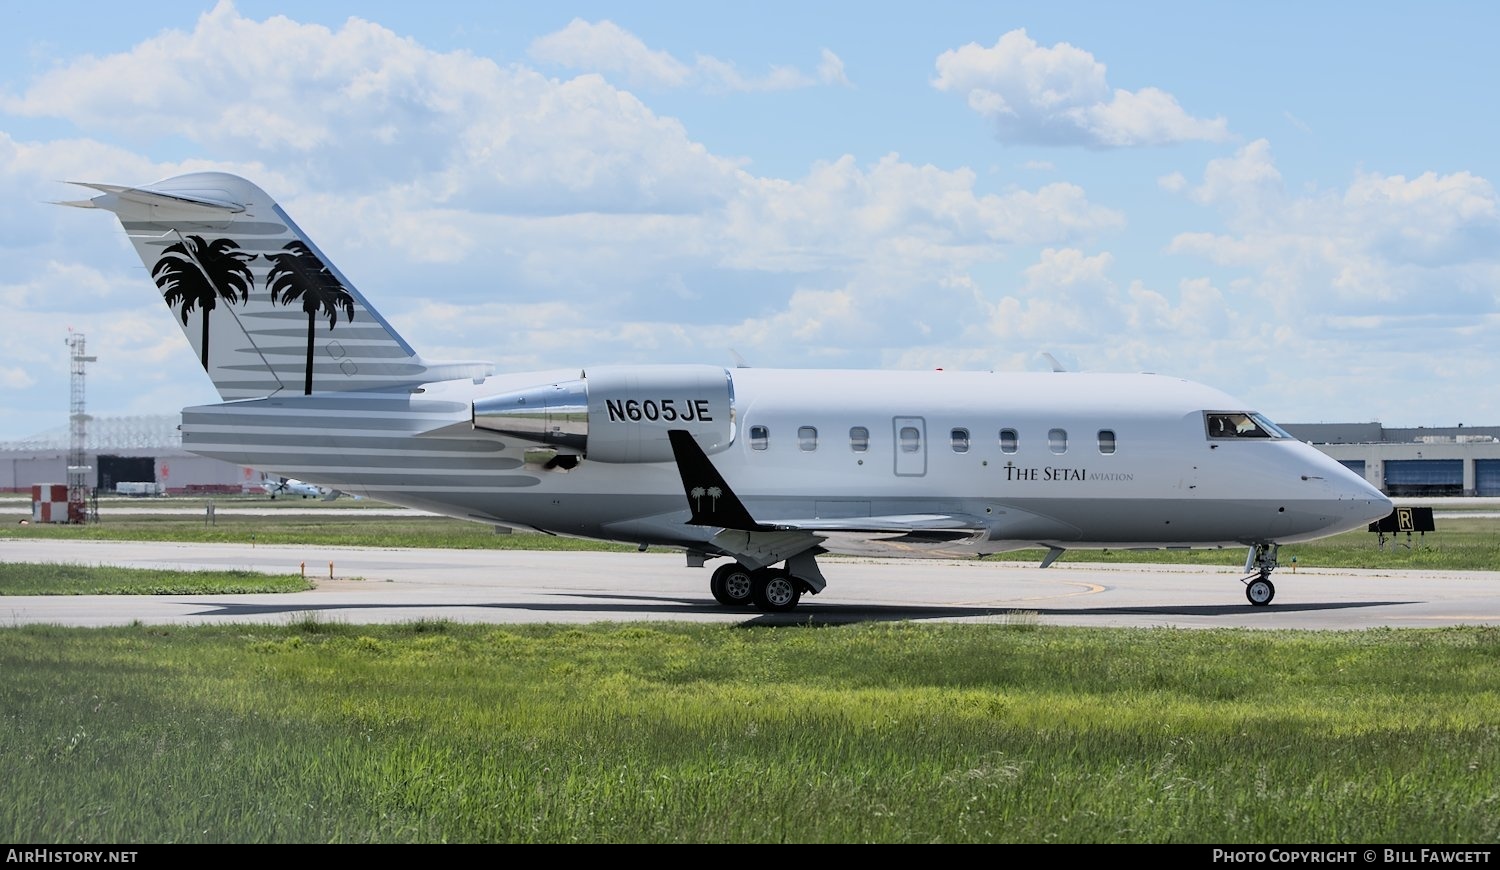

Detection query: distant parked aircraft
xmin=259 ymin=477 xmax=326 ymax=499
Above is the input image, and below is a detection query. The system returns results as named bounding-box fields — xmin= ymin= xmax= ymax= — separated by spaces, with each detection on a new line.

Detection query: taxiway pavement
xmin=2 ymin=539 xmax=1497 ymax=630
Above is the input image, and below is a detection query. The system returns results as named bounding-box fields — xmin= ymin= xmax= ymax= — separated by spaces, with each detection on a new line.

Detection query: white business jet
xmin=60 ymin=173 xmax=1392 ymax=612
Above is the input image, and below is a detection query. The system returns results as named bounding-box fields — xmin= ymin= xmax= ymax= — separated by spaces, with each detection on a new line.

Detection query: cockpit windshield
xmin=1205 ymin=411 xmax=1292 ymax=440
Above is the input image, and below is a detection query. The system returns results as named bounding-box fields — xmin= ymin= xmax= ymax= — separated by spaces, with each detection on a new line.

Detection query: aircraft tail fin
xmin=61 ymin=172 xmax=492 ymax=400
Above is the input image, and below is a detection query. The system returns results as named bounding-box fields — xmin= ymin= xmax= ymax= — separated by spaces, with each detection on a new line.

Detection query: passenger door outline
xmin=893 ymin=416 xmax=926 ymax=477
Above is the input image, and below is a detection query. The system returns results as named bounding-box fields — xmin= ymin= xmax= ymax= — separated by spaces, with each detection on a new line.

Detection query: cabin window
xmin=798 ymin=426 xmax=818 ymax=451
xmin=750 ymin=425 xmax=769 ymax=451
xmin=951 ymin=428 xmax=970 ymax=453
xmin=849 ymin=426 xmax=869 ymax=452
xmin=1097 ymin=429 xmax=1116 ymax=455
xmin=999 ymin=428 xmax=1018 ymax=454
xmin=899 ymin=426 xmax=921 ymax=453
xmin=1049 ymin=428 xmax=1068 ymax=455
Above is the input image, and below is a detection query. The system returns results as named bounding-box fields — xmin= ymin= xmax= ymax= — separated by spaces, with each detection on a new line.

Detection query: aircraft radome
xmin=60 ymin=172 xmax=1394 ymax=612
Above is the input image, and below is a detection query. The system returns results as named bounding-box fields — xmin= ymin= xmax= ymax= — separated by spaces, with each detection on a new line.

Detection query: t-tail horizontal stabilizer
xmin=667 ymin=429 xmax=767 ymax=531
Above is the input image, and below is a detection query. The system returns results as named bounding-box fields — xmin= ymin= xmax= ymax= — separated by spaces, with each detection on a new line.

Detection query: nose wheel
xmin=1242 ymin=543 xmax=1279 ymax=606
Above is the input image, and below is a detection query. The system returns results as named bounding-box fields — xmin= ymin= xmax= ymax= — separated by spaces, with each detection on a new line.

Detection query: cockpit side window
xmin=1205 ymin=412 xmax=1288 ymax=440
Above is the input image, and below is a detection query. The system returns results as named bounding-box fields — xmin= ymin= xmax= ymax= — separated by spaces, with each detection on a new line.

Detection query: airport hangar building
xmin=0 ymin=415 xmax=260 ymax=496
xmin=1281 ymin=422 xmax=1500 ymax=497
xmin=3 ymin=414 xmax=1500 ymax=499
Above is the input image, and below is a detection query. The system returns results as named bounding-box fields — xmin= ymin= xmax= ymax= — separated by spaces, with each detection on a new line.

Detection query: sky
xmin=2 ymin=1 xmax=1498 ymax=441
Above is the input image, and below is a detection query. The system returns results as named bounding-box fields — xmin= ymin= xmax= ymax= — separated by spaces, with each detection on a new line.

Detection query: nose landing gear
xmin=1241 ymin=543 xmax=1279 ymax=606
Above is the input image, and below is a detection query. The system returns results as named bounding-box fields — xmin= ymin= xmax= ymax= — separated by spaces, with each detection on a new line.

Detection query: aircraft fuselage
xmin=180 ymin=367 xmax=1389 ymax=560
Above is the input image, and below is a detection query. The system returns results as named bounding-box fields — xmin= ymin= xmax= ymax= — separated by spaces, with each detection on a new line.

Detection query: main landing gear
xmin=1242 ymin=543 xmax=1278 ymax=606
xmin=709 ymin=562 xmax=755 ymax=607
xmin=708 ymin=562 xmax=804 ymax=612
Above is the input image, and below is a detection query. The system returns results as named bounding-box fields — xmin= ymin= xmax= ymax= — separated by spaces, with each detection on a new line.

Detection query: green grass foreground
xmin=0 ymin=512 xmax=634 ymax=552
xmin=0 ymin=562 xmax=313 ymax=595
xmin=2 ymin=619 xmax=1497 ymax=844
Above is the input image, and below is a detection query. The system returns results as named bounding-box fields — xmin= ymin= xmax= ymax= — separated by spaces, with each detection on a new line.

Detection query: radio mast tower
xmin=66 ymin=330 xmax=97 ymax=523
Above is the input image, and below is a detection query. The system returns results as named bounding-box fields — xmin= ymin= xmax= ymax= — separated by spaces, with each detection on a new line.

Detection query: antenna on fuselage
xmin=1041 ymin=352 xmax=1067 ymax=372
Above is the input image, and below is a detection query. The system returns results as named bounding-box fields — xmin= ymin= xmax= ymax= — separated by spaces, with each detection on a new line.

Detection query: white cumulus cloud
xmin=527 ymin=18 xmax=848 ymax=93
xmin=0 ymin=367 xmax=36 ymax=389
xmin=528 ymin=19 xmax=693 ymax=88
xmin=1165 ymin=140 xmax=1500 ymax=338
xmin=931 ymin=29 xmax=1229 ymax=147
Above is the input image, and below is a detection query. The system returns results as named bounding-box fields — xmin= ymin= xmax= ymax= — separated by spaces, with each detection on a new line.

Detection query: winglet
xmin=667 ymin=429 xmax=765 ymax=531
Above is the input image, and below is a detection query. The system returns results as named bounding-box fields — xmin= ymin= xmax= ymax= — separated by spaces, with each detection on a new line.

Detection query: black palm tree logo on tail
xmin=266 ymin=241 xmax=356 ymax=395
xmin=152 ymin=235 xmax=254 ymax=370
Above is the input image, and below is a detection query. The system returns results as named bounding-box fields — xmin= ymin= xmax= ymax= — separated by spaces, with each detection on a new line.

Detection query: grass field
xmin=0 ymin=562 xmax=312 ymax=595
xmin=2 ymin=619 xmax=1497 ymax=843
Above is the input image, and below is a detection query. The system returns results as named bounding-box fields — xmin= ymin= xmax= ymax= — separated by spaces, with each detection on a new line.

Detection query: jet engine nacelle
xmin=472 ymin=364 xmax=734 ymax=463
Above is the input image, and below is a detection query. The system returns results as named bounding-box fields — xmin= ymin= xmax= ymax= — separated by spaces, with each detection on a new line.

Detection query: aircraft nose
xmin=1356 ymin=491 xmax=1394 ymax=523
xmin=1337 ymin=475 xmax=1394 ymax=527
xmin=1293 ymin=459 xmax=1393 ymax=537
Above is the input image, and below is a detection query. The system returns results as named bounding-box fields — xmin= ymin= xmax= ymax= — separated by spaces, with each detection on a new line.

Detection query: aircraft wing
xmin=696 ymin=513 xmax=990 ymax=577
xmin=755 ymin=513 xmax=987 ymax=533
xmin=756 ymin=515 xmax=991 ymax=560
xmin=748 ymin=512 xmax=991 ymax=550
xmin=666 ymin=429 xmax=992 ymax=573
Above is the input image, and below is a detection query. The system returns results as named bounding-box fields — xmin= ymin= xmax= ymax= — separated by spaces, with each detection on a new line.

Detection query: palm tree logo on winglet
xmin=689 ymin=485 xmax=723 ymax=513
xmin=152 ymin=235 xmax=254 ymax=370
xmin=266 ymin=240 xmax=356 ymax=395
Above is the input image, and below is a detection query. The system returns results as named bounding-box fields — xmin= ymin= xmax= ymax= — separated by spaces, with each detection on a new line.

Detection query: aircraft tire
xmin=1246 ymin=577 xmax=1275 ymax=606
xmin=752 ymin=569 xmax=802 ymax=612
xmin=710 ymin=563 xmax=756 ymax=608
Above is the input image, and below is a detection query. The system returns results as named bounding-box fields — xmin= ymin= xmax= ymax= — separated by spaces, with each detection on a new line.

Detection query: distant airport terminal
xmin=2 ymin=414 xmax=1497 ymax=498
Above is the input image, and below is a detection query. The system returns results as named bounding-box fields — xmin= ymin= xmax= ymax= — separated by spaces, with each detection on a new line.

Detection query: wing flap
xmin=754 ymin=513 xmax=989 ymax=533
xmin=708 ymin=528 xmax=825 ymax=572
